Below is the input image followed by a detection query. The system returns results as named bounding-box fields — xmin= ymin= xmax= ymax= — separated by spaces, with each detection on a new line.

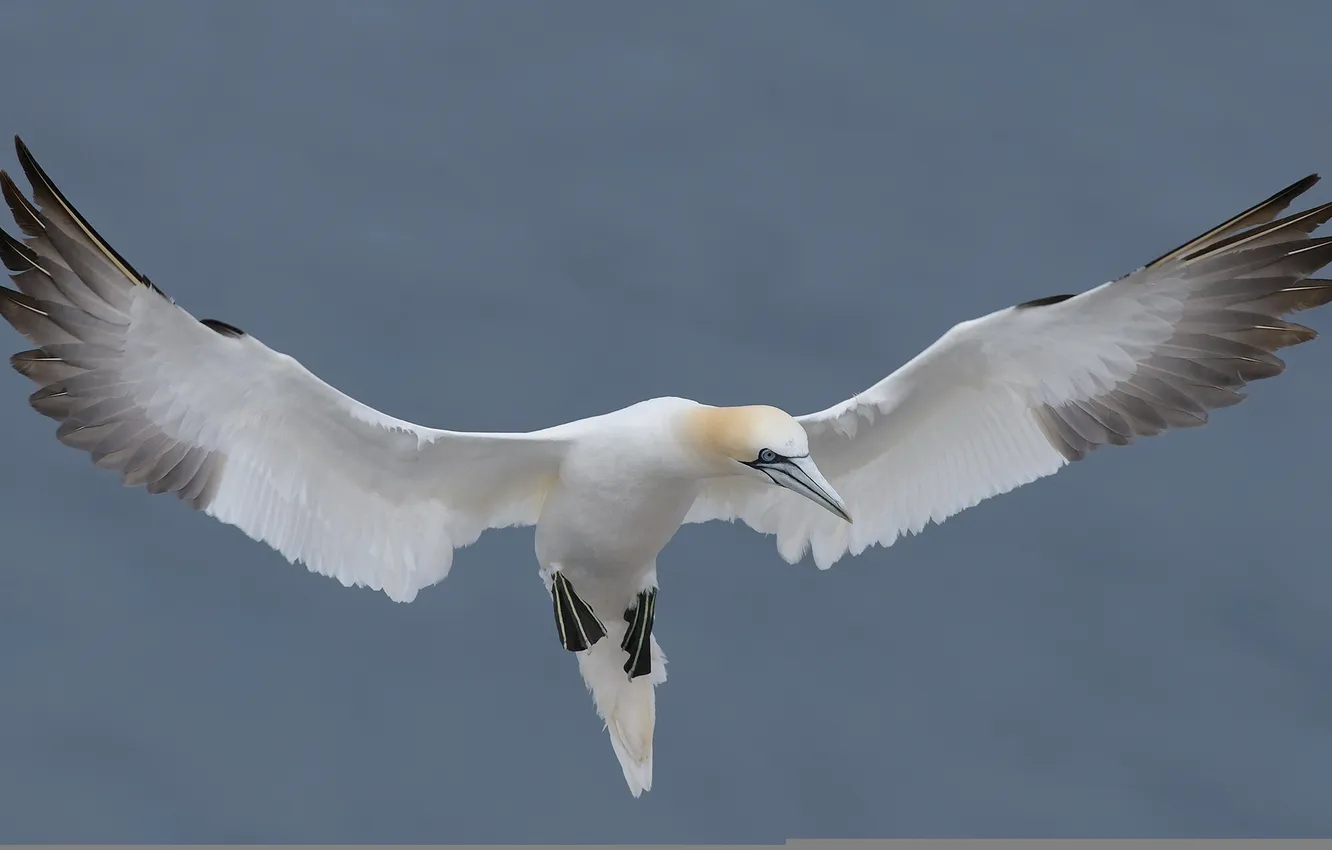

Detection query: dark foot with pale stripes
xmin=621 ymin=588 xmax=657 ymax=679
xmin=552 ymin=572 xmax=606 ymax=652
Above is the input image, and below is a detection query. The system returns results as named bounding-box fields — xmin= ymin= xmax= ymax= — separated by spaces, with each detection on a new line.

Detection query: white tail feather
xmin=577 ymin=623 xmax=667 ymax=797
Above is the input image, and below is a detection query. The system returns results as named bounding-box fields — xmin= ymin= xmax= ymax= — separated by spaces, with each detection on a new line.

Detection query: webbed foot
xmin=621 ymin=587 xmax=657 ymax=679
xmin=551 ymin=571 xmax=606 ymax=652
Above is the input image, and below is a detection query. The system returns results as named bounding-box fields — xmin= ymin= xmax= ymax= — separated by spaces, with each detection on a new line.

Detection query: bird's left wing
xmin=0 ymin=137 xmax=569 ymax=603
xmin=687 ymin=174 xmax=1332 ymax=568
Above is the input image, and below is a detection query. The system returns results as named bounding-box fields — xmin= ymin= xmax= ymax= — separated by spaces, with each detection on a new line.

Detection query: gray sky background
xmin=1 ymin=0 xmax=1330 ymax=841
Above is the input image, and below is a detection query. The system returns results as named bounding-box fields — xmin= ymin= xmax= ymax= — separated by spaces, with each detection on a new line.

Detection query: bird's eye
xmin=758 ymin=449 xmax=779 ymax=464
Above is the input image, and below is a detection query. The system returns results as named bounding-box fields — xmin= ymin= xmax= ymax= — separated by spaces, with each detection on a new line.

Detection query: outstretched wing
xmin=687 ymin=173 xmax=1332 ymax=568
xmin=0 ymin=137 xmax=568 ymax=602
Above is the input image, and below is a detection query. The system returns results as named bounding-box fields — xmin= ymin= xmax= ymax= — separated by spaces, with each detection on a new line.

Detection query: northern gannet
xmin=2 ymin=136 xmax=1331 ymax=797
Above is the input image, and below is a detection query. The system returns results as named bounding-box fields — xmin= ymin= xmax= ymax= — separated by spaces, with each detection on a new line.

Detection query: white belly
xmin=534 ymin=475 xmax=699 ymax=614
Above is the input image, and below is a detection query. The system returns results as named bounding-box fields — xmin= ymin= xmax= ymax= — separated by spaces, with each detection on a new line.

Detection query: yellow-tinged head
xmin=683 ymin=404 xmax=852 ymax=523
xmin=684 ymin=405 xmax=808 ymax=464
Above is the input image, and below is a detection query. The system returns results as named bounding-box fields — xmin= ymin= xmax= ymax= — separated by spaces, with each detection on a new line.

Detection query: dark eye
xmin=758 ymin=449 xmax=778 ymax=464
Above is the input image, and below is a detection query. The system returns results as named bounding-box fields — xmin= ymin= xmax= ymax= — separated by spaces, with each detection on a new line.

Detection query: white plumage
xmin=3 ymin=137 xmax=1331 ymax=796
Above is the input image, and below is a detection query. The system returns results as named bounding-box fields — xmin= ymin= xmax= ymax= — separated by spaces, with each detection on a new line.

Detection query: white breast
xmin=533 ymin=420 xmax=701 ymax=611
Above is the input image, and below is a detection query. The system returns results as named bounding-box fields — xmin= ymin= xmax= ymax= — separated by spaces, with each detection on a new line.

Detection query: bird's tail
xmin=577 ymin=622 xmax=667 ymax=797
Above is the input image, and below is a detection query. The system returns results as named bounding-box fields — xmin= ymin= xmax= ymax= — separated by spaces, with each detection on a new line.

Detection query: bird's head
xmin=683 ymin=404 xmax=852 ymax=523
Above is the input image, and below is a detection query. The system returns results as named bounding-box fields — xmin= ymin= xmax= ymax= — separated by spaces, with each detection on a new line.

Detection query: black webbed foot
xmin=621 ymin=587 xmax=657 ymax=679
xmin=551 ymin=572 xmax=606 ymax=652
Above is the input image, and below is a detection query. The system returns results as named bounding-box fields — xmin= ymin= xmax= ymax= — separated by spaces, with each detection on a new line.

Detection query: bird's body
xmin=3 ymin=136 xmax=1332 ymax=797
xmin=531 ymin=398 xmax=819 ymax=793
xmin=537 ymin=398 xmax=700 ymax=592
xmin=529 ymin=401 xmax=695 ymax=795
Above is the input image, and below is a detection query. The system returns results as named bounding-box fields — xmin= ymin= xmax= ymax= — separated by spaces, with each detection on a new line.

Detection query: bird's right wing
xmin=688 ymin=173 xmax=1332 ymax=568
xmin=0 ymin=137 xmax=569 ymax=603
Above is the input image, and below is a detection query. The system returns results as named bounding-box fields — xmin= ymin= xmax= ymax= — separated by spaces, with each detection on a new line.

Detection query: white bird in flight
xmin=2 ymin=137 xmax=1331 ymax=797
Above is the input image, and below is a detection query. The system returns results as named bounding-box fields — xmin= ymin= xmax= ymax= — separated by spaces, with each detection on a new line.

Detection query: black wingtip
xmin=0 ymin=169 xmax=45 ymax=237
xmin=1259 ymin=173 xmax=1321 ymax=208
xmin=9 ymin=135 xmax=150 ymax=286
xmin=1144 ymin=173 xmax=1325 ymax=271
xmin=13 ymin=135 xmax=40 ymax=185
xmin=1284 ymin=174 xmax=1316 ymax=197
xmin=1178 ymin=198 xmax=1332 ymax=264
xmin=0 ymin=224 xmax=41 ymax=272
xmin=0 ymin=283 xmax=45 ymax=320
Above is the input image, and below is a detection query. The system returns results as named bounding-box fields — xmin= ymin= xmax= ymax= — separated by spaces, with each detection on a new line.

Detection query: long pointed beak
xmin=762 ymin=455 xmax=852 ymax=523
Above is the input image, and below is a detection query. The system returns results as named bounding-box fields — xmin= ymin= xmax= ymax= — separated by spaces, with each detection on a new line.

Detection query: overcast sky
xmin=1 ymin=0 xmax=1331 ymax=841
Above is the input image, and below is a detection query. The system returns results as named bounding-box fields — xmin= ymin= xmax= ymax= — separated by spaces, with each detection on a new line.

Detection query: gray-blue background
xmin=1 ymin=0 xmax=1330 ymax=841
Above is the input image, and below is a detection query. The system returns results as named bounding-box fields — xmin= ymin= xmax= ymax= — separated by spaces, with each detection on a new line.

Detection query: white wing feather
xmin=0 ymin=138 xmax=566 ymax=603
xmin=688 ymin=175 xmax=1332 ymax=568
